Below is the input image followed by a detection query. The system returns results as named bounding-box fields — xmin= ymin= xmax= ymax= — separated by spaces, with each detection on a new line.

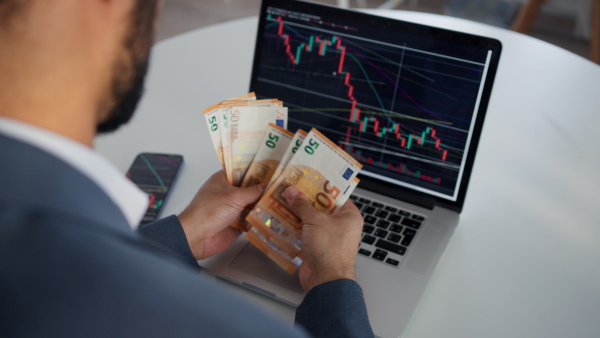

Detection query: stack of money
xmin=203 ymin=94 xmax=362 ymax=274
xmin=204 ymin=93 xmax=289 ymax=231
xmin=204 ymin=93 xmax=288 ymax=188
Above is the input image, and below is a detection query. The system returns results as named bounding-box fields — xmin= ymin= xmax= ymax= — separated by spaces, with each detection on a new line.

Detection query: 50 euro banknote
xmin=203 ymin=93 xmax=256 ymax=171
xmin=245 ymin=176 xmax=359 ymax=274
xmin=241 ymin=123 xmax=295 ymax=188
xmin=230 ymin=123 xmax=295 ymax=231
xmin=245 ymin=129 xmax=362 ymax=258
xmin=203 ymin=98 xmax=282 ymax=183
xmin=221 ymin=100 xmax=283 ymax=185
xmin=226 ymin=104 xmax=287 ymax=186
xmin=245 ymin=227 xmax=303 ymax=275
xmin=266 ymin=129 xmax=307 ymax=190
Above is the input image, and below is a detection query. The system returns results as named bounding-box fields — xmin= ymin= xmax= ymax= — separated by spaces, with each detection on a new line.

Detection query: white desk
xmin=97 ymin=10 xmax=600 ymax=338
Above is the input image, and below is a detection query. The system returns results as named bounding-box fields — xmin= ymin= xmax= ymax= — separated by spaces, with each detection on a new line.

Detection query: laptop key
xmin=403 ymin=229 xmax=417 ymax=236
xmin=350 ymin=195 xmax=358 ymax=201
xmin=375 ymin=239 xmax=407 ymax=255
xmin=372 ymin=249 xmax=388 ymax=261
xmin=402 ymin=229 xmax=417 ymax=247
xmin=362 ymin=235 xmax=376 ymax=245
xmin=384 ymin=206 xmax=397 ymax=212
xmin=375 ymin=210 xmax=389 ymax=218
xmin=359 ymin=197 xmax=371 ymax=204
xmin=398 ymin=210 xmax=411 ymax=217
xmin=374 ymin=229 xmax=388 ymax=238
xmin=358 ymin=248 xmax=371 ymax=256
xmin=364 ymin=215 xmax=377 ymax=225
xmin=363 ymin=206 xmax=376 ymax=215
xmin=388 ymin=214 xmax=401 ymax=222
xmin=372 ymin=202 xmax=384 ymax=208
xmin=401 ymin=218 xmax=421 ymax=229
xmin=376 ymin=220 xmax=390 ymax=229
xmin=389 ymin=224 xmax=403 ymax=233
xmin=355 ymin=202 xmax=364 ymax=211
xmin=387 ymin=233 xmax=401 ymax=243
xmin=386 ymin=258 xmax=400 ymax=267
xmin=363 ymin=225 xmax=375 ymax=234
xmin=412 ymin=215 xmax=425 ymax=221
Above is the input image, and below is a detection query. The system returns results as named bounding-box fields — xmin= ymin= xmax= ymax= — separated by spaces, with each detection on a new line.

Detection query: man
xmin=0 ymin=1 xmax=374 ymax=337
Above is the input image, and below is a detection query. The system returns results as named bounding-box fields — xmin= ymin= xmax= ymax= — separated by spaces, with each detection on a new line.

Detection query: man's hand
xmin=178 ymin=171 xmax=265 ymax=260
xmin=284 ymin=187 xmax=364 ymax=291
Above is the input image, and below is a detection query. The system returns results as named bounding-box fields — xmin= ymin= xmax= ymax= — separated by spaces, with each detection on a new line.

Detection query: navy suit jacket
xmin=0 ymin=134 xmax=373 ymax=337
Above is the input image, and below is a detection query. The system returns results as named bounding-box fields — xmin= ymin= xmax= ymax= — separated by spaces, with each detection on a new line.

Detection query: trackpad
xmin=230 ymin=243 xmax=304 ymax=293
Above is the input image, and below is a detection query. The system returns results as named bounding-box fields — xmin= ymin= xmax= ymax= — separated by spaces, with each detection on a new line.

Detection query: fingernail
xmin=285 ymin=186 xmax=300 ymax=200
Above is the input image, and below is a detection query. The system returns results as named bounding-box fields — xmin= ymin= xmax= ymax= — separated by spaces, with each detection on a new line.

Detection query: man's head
xmin=0 ymin=0 xmax=161 ymax=144
xmin=96 ymin=0 xmax=159 ymax=133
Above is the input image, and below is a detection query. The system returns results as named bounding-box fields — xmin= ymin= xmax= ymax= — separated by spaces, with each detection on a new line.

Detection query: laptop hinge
xmin=358 ymin=175 xmax=436 ymax=210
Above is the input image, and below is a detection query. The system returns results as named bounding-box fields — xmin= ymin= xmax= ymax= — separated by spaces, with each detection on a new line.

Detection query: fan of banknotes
xmin=203 ymin=93 xmax=362 ymax=274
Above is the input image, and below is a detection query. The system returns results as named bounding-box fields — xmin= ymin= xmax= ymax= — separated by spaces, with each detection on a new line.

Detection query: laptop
xmin=200 ymin=1 xmax=502 ymax=337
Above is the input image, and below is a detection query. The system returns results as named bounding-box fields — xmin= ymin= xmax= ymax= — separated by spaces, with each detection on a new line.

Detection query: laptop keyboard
xmin=350 ymin=194 xmax=426 ymax=268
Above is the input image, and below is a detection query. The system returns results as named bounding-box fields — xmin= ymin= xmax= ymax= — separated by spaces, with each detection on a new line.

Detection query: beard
xmin=97 ymin=0 xmax=159 ymax=134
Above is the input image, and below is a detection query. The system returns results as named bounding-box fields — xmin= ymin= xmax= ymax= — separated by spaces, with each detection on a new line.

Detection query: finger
xmin=209 ymin=170 xmax=229 ymax=185
xmin=234 ymin=182 xmax=268 ymax=206
xmin=338 ymin=199 xmax=361 ymax=214
xmin=284 ymin=187 xmax=318 ymax=221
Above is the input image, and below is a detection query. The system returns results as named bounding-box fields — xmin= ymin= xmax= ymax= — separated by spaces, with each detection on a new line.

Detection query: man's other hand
xmin=178 ymin=171 xmax=265 ymax=260
xmin=285 ymin=187 xmax=364 ymax=291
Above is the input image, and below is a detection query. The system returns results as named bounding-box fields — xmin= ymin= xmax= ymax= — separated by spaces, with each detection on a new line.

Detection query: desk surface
xmin=97 ymin=10 xmax=600 ymax=338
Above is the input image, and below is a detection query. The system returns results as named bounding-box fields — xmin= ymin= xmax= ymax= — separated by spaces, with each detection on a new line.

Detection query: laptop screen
xmin=250 ymin=0 xmax=501 ymax=211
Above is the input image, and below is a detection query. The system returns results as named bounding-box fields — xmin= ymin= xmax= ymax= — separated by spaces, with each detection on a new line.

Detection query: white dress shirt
xmin=0 ymin=117 xmax=148 ymax=229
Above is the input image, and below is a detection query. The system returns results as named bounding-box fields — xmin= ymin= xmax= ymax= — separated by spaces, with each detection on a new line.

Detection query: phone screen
xmin=126 ymin=153 xmax=184 ymax=226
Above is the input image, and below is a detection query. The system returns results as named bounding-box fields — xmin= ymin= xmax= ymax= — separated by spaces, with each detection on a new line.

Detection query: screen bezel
xmin=249 ymin=0 xmax=502 ymax=213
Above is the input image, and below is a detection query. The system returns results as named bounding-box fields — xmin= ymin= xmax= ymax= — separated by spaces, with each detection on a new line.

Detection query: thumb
xmin=285 ymin=186 xmax=316 ymax=221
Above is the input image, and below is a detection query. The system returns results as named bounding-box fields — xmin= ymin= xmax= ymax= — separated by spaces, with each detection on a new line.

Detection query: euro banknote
xmin=245 ymin=128 xmax=362 ymax=258
xmin=230 ymin=123 xmax=296 ymax=231
xmin=221 ymin=99 xmax=283 ymax=185
xmin=206 ymin=98 xmax=281 ymax=184
xmin=246 ymin=176 xmax=359 ymax=274
xmin=203 ymin=93 xmax=256 ymax=170
xmin=245 ymin=227 xmax=302 ymax=275
xmin=266 ymin=129 xmax=307 ymax=190
xmin=227 ymin=104 xmax=288 ymax=186
xmin=241 ymin=123 xmax=295 ymax=188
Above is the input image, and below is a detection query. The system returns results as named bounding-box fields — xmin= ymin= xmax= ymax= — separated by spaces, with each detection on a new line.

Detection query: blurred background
xmin=157 ymin=0 xmax=596 ymax=61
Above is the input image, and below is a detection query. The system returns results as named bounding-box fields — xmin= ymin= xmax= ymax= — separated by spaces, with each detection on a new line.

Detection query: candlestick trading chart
xmin=126 ymin=153 xmax=183 ymax=225
xmin=251 ymin=6 xmax=491 ymax=200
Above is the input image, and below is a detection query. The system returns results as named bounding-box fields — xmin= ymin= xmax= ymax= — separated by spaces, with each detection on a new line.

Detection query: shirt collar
xmin=0 ymin=117 xmax=147 ymax=229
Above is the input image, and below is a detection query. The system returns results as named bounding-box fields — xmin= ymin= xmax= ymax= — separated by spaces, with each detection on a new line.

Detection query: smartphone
xmin=126 ymin=153 xmax=184 ymax=226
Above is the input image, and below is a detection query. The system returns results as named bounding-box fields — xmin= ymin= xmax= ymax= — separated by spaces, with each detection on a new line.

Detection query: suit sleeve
xmin=139 ymin=216 xmax=374 ymax=337
xmin=295 ymin=279 xmax=375 ymax=338
xmin=136 ymin=215 xmax=199 ymax=270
